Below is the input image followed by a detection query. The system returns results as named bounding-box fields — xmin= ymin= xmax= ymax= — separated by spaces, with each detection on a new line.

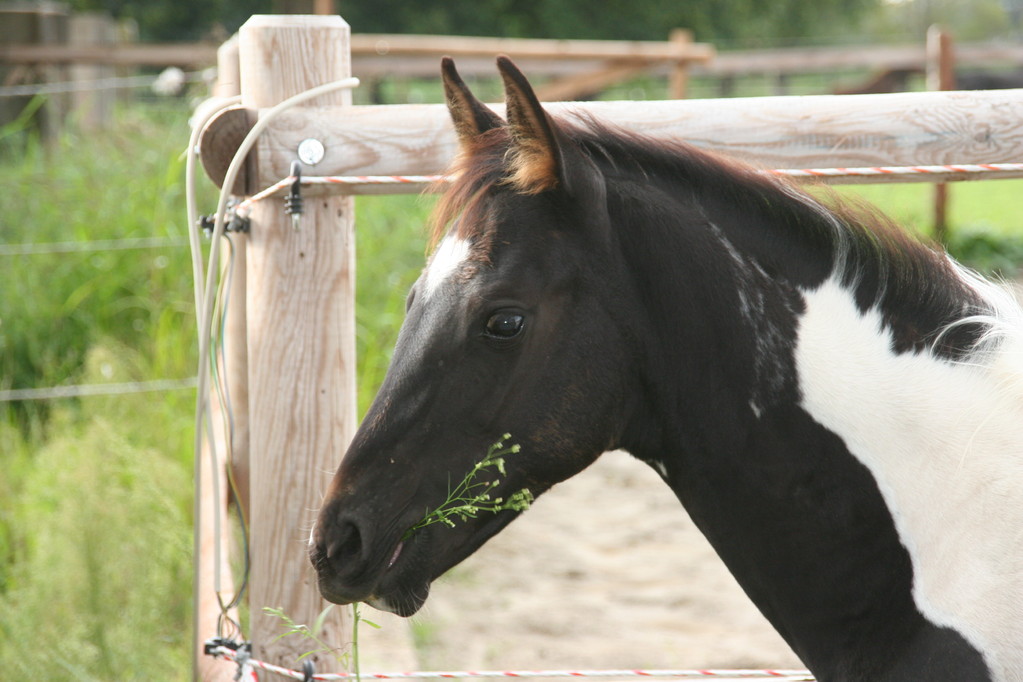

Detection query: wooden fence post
xmin=240 ymin=14 xmax=354 ymax=671
xmin=68 ymin=13 xmax=116 ymax=130
xmin=668 ymin=29 xmax=692 ymax=99
xmin=195 ymin=36 xmax=247 ymax=682
xmin=0 ymin=3 xmax=68 ymax=139
xmin=927 ymin=25 xmax=955 ymax=243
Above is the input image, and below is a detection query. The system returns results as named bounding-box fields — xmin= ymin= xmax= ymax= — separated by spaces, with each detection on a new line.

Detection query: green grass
xmin=842 ymin=180 xmax=1023 ymax=240
xmin=353 ymin=193 xmax=434 ymax=413
xmin=839 ymin=181 xmax=1023 ymax=277
xmin=0 ymin=95 xmax=1021 ymax=681
xmin=0 ymin=101 xmax=435 ymax=679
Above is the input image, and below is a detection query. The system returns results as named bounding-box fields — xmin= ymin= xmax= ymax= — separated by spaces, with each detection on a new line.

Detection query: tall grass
xmin=0 ymin=100 xmax=434 ymax=679
xmin=0 ymin=94 xmax=1019 ymax=680
xmin=0 ymin=103 xmax=202 ymax=679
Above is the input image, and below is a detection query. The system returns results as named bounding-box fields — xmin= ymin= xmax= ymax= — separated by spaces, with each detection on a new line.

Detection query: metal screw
xmin=297 ymin=138 xmax=325 ymax=166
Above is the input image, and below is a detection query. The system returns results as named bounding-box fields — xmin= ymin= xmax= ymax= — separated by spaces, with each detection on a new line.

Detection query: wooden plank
xmin=199 ymin=88 xmax=1023 ymax=193
xmin=534 ymin=60 xmax=654 ymax=101
xmin=240 ymin=14 xmax=352 ymax=672
xmin=0 ymin=33 xmax=712 ymax=67
xmin=350 ymin=55 xmax=614 ymax=78
xmin=695 ymin=42 xmax=1023 ymax=77
xmin=0 ymin=42 xmax=220 ymax=66
xmin=349 ymin=32 xmax=714 ymax=62
xmin=6 ymin=35 xmax=1023 ymax=80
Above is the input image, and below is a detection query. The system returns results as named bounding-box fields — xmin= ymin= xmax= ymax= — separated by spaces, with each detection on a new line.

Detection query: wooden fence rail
xmin=198 ymin=87 xmax=1023 ymax=197
xmin=6 ymin=33 xmax=1023 ymax=79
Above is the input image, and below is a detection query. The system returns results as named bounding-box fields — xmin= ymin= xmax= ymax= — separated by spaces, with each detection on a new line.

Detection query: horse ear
xmin=496 ymin=55 xmax=562 ymax=194
xmin=441 ymin=56 xmax=503 ymax=149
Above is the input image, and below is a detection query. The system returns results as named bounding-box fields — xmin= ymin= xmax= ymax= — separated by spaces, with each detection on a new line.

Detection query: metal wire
xmin=0 ymin=69 xmax=209 ymax=98
xmin=0 ymin=235 xmax=189 ymax=256
xmin=0 ymin=378 xmax=197 ymax=402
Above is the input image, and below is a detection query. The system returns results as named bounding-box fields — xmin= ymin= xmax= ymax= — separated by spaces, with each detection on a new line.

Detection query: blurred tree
xmin=338 ymin=0 xmax=880 ymax=44
xmin=865 ymin=0 xmax=1013 ymax=42
xmin=65 ymin=0 xmax=881 ymax=44
xmin=67 ymin=0 xmax=271 ymax=41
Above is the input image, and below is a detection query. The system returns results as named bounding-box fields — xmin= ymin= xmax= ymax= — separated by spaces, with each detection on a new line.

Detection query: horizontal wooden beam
xmin=8 ymin=35 xmax=1023 ymax=80
xmin=350 ymin=32 xmax=714 ymax=62
xmin=0 ymin=32 xmax=711 ymax=67
xmin=0 ymin=42 xmax=220 ymax=66
xmin=700 ymin=42 xmax=1023 ymax=77
xmin=198 ymin=88 xmax=1023 ymax=194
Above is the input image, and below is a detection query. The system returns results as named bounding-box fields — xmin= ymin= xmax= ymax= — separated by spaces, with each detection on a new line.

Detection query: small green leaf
xmin=313 ymin=603 xmax=336 ymax=636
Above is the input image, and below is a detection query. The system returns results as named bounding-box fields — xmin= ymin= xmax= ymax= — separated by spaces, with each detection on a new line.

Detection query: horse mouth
xmin=312 ymin=535 xmax=419 ymax=614
xmin=313 ymin=506 xmax=523 ymax=617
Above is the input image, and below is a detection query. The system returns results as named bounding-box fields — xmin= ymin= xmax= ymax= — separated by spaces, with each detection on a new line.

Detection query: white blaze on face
xmin=794 ymin=276 xmax=1023 ymax=681
xmin=424 ymin=235 xmax=472 ymax=299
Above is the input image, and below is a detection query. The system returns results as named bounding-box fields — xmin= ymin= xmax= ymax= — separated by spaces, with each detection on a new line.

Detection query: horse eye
xmin=485 ymin=311 xmax=525 ymax=338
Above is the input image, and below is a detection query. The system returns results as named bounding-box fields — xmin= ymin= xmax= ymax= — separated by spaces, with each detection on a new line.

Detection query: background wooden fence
xmin=5 ymin=4 xmax=1023 ymax=133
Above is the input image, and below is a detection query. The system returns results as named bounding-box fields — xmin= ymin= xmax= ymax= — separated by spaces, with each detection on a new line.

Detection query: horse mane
xmin=431 ymin=110 xmax=1011 ymax=359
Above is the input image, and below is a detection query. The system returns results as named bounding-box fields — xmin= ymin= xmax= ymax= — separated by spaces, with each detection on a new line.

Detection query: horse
xmin=310 ymin=57 xmax=1023 ymax=681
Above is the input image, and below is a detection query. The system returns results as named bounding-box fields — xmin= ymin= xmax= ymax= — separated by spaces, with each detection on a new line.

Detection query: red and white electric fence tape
xmin=772 ymin=162 xmax=1023 ymax=179
xmin=208 ymin=645 xmax=814 ymax=682
xmin=231 ymin=162 xmax=1023 ymax=218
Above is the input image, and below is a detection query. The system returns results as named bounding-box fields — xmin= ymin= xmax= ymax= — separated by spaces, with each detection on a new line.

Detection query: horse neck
xmin=608 ymin=175 xmax=1016 ymax=679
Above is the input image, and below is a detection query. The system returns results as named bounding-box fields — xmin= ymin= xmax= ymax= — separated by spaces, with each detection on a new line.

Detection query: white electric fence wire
xmin=234 ymin=163 xmax=1023 ymax=208
xmin=0 ymin=70 xmax=209 ymax=98
xmin=206 ymin=647 xmax=814 ymax=681
xmin=0 ymin=378 xmax=197 ymax=402
xmin=0 ymin=235 xmax=189 ymax=256
xmin=186 ymin=77 xmax=360 ymax=664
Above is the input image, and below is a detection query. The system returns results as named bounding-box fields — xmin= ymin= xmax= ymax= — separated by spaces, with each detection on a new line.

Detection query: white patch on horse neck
xmin=424 ymin=235 xmax=471 ymax=298
xmin=794 ymin=276 xmax=1023 ymax=681
xmin=650 ymin=459 xmax=669 ymax=480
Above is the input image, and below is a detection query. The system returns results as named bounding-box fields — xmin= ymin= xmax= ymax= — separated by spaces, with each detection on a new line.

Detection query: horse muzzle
xmin=308 ymin=500 xmax=433 ymax=616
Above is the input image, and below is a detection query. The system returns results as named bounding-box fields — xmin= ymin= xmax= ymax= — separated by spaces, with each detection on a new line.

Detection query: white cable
xmin=185 ymin=95 xmax=242 ymax=318
xmin=186 ymin=75 xmax=361 ymax=653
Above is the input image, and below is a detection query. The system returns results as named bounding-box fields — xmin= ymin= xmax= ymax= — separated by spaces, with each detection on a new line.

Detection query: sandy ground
xmin=358 ymin=450 xmax=804 ymax=673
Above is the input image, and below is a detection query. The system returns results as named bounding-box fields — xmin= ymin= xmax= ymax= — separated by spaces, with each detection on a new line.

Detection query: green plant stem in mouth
xmin=264 ymin=437 xmax=528 ymax=675
xmin=403 ymin=433 xmax=534 ymax=541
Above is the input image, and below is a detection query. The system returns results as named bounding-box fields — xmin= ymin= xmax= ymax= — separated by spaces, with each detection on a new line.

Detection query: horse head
xmin=309 ymin=57 xmax=634 ymax=616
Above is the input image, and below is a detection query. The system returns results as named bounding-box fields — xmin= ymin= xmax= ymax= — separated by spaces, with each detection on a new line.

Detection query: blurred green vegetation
xmin=0 ymin=100 xmax=433 ymax=679
xmin=0 ymin=103 xmax=201 ymax=679
xmin=63 ymin=0 xmax=1020 ymax=48
xmin=841 ymin=181 xmax=1023 ymax=277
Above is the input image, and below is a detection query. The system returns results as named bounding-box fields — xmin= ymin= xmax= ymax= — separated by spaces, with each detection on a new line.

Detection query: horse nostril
xmin=325 ymin=517 xmax=363 ymax=566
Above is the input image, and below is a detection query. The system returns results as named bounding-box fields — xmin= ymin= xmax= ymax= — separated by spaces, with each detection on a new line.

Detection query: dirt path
xmin=360 ymin=450 xmax=803 ymax=672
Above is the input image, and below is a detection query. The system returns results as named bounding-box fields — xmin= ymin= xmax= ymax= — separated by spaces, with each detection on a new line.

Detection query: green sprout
xmin=264 ymin=602 xmax=379 ymax=680
xmin=404 ymin=433 xmax=534 ymax=539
